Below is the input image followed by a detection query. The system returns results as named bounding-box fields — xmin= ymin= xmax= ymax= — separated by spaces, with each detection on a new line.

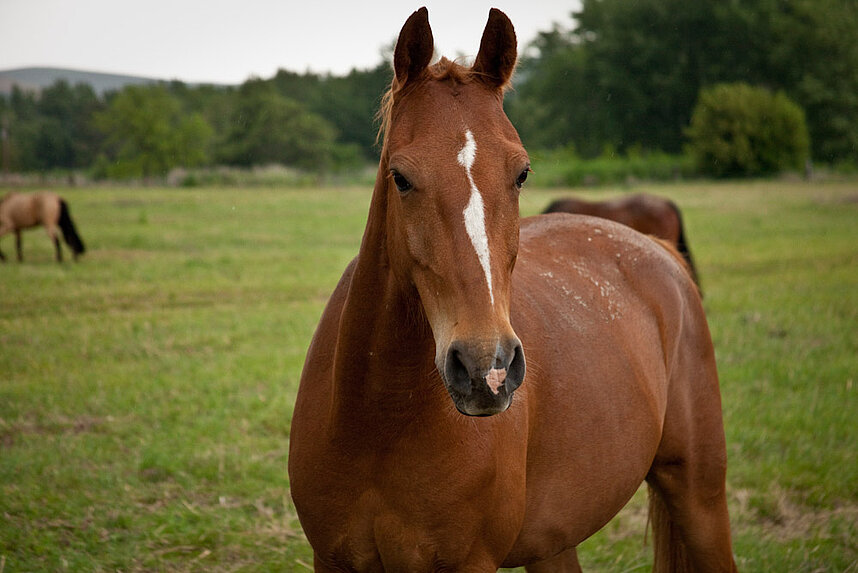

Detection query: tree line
xmin=1 ymin=0 xmax=855 ymax=180
xmin=0 ymin=63 xmax=392 ymax=178
xmin=507 ymin=0 xmax=857 ymax=166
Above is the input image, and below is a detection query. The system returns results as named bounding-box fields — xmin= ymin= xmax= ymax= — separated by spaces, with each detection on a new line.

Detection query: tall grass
xmin=527 ymin=147 xmax=697 ymax=187
xmin=1 ymin=181 xmax=856 ymax=571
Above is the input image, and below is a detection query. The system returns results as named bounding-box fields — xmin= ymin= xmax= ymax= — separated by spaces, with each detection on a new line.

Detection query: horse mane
xmin=375 ymin=57 xmax=512 ymax=146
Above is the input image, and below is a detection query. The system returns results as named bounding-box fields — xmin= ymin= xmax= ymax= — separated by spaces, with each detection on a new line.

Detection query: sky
xmin=0 ymin=0 xmax=581 ymax=84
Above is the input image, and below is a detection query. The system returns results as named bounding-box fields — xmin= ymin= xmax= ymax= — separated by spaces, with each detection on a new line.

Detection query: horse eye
xmin=515 ymin=167 xmax=530 ymax=188
xmin=391 ymin=171 xmax=413 ymax=193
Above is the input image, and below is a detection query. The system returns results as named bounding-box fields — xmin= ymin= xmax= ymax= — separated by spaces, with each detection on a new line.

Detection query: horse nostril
xmin=444 ymin=345 xmax=473 ymax=394
xmin=443 ymin=339 xmax=526 ymax=397
xmin=505 ymin=341 xmax=526 ymax=392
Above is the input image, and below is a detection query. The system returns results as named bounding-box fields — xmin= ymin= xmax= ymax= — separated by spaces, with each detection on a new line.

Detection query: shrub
xmin=686 ymin=83 xmax=809 ymax=177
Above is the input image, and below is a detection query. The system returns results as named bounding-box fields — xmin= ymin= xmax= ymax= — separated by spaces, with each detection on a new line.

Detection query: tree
xmin=573 ymin=0 xmax=768 ymax=153
xmin=270 ymin=64 xmax=392 ymax=161
xmin=511 ymin=0 xmax=858 ymax=163
xmin=95 ymin=85 xmax=212 ymax=178
xmin=35 ymin=81 xmax=104 ymax=170
xmin=217 ymin=80 xmax=337 ymax=171
xmin=765 ymin=0 xmax=858 ymax=162
xmin=686 ymin=83 xmax=809 ymax=177
xmin=3 ymin=87 xmax=40 ymax=171
xmin=311 ymin=64 xmax=392 ymax=160
xmin=506 ymin=26 xmax=611 ymax=157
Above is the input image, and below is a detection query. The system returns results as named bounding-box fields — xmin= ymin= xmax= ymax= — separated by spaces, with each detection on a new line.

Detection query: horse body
xmin=503 ymin=215 xmax=722 ymax=565
xmin=544 ymin=194 xmax=699 ymax=287
xmin=0 ymin=191 xmax=85 ymax=262
xmin=290 ymin=8 xmax=735 ymax=572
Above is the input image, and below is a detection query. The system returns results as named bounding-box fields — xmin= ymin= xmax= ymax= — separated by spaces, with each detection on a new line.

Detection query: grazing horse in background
xmin=289 ymin=8 xmax=736 ymax=572
xmin=544 ymin=193 xmax=701 ymax=288
xmin=0 ymin=191 xmax=86 ymax=263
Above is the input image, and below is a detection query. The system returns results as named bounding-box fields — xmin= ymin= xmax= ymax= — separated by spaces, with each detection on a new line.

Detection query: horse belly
xmin=6 ymin=201 xmax=40 ymax=229
xmin=508 ymin=412 xmax=661 ymax=564
xmin=506 ymin=358 xmax=663 ymax=565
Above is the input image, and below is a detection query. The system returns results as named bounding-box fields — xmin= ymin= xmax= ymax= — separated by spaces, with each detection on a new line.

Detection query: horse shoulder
xmin=4 ymin=193 xmax=42 ymax=228
xmin=1 ymin=193 xmax=23 ymax=220
xmin=36 ymin=192 xmax=62 ymax=224
xmin=0 ymin=195 xmax=13 ymax=228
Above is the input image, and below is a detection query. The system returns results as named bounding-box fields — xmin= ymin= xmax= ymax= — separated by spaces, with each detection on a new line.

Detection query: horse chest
xmin=301 ymin=432 xmax=527 ymax=571
xmin=325 ymin=492 xmax=459 ymax=572
xmin=320 ymin=487 xmax=517 ymax=572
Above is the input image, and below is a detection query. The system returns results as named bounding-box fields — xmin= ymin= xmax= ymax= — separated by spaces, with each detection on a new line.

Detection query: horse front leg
xmin=15 ymin=230 xmax=23 ymax=262
xmin=0 ymin=223 xmax=9 ymax=261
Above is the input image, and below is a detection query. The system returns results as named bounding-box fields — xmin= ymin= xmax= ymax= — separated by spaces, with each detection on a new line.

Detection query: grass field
xmin=1 ymin=180 xmax=856 ymax=571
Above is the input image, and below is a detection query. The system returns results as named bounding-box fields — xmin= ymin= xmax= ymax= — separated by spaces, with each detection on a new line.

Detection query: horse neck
xmin=329 ymin=161 xmax=441 ymax=427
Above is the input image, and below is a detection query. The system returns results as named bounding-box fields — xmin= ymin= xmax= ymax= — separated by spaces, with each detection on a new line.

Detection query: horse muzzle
xmin=439 ymin=337 xmax=525 ymax=416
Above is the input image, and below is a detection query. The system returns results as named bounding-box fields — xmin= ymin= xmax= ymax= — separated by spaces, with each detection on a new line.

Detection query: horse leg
xmin=525 ymin=547 xmax=582 ymax=573
xmin=53 ymin=235 xmax=63 ymax=262
xmin=646 ymin=390 xmax=737 ymax=571
xmin=646 ymin=470 xmax=735 ymax=573
xmin=44 ymin=224 xmax=63 ymax=262
xmin=15 ymin=230 xmax=23 ymax=262
xmin=0 ymin=221 xmax=9 ymax=261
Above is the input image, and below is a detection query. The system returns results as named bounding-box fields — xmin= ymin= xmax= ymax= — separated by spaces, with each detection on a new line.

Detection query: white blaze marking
xmin=457 ymin=130 xmax=494 ymax=305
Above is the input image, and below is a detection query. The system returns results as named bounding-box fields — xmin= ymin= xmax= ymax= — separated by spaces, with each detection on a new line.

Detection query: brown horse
xmin=289 ymin=8 xmax=736 ymax=572
xmin=0 ymin=191 xmax=85 ymax=262
xmin=544 ymin=194 xmax=700 ymax=288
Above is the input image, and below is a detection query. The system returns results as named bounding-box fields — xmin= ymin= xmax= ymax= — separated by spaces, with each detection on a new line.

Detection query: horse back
xmin=543 ymin=194 xmax=683 ymax=246
xmin=0 ymin=192 xmax=61 ymax=229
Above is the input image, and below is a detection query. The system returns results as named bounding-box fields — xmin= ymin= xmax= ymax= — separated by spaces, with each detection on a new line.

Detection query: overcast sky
xmin=0 ymin=0 xmax=580 ymax=84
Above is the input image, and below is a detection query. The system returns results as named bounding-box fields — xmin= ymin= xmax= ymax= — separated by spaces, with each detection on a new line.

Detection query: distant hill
xmin=0 ymin=67 xmax=228 ymax=96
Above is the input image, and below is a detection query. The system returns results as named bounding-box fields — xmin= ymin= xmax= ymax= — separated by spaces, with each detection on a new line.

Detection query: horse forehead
xmin=394 ymin=82 xmax=507 ymax=144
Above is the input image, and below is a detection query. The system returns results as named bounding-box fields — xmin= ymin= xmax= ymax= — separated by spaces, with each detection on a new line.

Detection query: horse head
xmin=380 ymin=8 xmax=528 ymax=416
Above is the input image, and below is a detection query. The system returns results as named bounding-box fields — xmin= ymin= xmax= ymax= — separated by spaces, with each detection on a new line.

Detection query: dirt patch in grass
xmin=837 ymin=193 xmax=858 ymax=205
xmin=0 ymin=414 xmax=117 ymax=447
xmin=733 ymin=487 xmax=858 ymax=542
xmin=583 ymin=485 xmax=857 ymax=549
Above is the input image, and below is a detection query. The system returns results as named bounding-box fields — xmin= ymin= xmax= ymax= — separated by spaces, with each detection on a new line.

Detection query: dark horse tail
xmin=667 ymin=200 xmax=701 ymax=295
xmin=58 ymin=199 xmax=86 ymax=257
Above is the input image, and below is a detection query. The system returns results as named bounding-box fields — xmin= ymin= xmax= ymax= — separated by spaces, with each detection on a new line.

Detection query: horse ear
xmin=472 ymin=8 xmax=517 ymax=88
xmin=394 ymin=7 xmax=434 ymax=85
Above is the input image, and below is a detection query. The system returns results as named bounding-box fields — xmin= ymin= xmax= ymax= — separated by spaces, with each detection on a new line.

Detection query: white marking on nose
xmin=486 ymin=368 xmax=507 ymax=395
xmin=458 ymin=130 xmax=494 ymax=306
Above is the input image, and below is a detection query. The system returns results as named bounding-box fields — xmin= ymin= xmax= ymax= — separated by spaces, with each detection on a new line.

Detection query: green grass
xmin=1 ymin=181 xmax=857 ymax=571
